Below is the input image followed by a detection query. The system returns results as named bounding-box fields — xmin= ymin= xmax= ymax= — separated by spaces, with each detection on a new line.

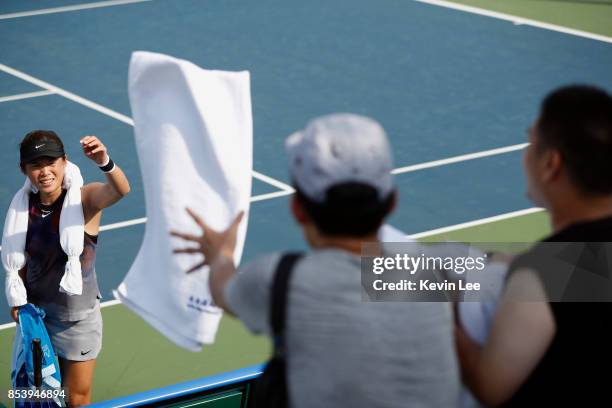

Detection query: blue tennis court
xmin=1 ymin=0 xmax=611 ymax=404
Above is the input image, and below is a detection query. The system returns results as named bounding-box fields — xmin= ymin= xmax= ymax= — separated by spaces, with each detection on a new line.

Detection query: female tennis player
xmin=6 ymin=130 xmax=130 ymax=407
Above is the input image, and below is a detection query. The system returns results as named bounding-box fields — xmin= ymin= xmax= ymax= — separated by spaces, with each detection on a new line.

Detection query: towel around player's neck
xmin=3 ymin=161 xmax=85 ymax=307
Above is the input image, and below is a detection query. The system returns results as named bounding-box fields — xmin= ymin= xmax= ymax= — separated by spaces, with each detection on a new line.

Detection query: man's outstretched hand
xmin=171 ymin=209 xmax=244 ymax=273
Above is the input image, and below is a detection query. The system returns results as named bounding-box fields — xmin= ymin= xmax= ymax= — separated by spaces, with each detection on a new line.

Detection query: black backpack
xmin=253 ymin=253 xmax=303 ymax=408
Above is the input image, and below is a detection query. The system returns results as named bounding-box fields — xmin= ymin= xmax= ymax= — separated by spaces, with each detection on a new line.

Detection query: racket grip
xmin=32 ymin=338 xmax=42 ymax=388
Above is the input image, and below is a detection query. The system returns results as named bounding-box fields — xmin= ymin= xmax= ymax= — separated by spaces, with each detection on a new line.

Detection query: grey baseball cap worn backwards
xmin=285 ymin=113 xmax=394 ymax=202
xmin=20 ymin=136 xmax=65 ymax=164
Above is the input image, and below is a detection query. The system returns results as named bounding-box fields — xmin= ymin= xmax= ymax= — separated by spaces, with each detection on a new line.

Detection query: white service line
xmin=391 ymin=143 xmax=528 ymax=175
xmin=408 ymin=207 xmax=544 ymax=239
xmin=99 ymin=217 xmax=147 ymax=232
xmin=0 ymin=64 xmax=134 ymax=125
xmin=252 ymin=171 xmax=294 ymax=192
xmin=0 ymin=90 xmax=54 ymax=103
xmin=250 ymin=189 xmax=294 ymax=202
xmin=413 ymin=0 xmax=612 ymax=44
xmin=0 ymin=0 xmax=153 ymax=20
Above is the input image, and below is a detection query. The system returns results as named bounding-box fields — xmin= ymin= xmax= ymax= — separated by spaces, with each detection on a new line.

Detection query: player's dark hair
xmin=19 ymin=130 xmax=65 ymax=171
xmin=294 ymin=182 xmax=395 ymax=237
xmin=536 ymin=85 xmax=612 ymax=195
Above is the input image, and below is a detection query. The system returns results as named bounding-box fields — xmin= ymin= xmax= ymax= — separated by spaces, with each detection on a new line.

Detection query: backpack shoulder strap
xmin=270 ymin=253 xmax=303 ymax=337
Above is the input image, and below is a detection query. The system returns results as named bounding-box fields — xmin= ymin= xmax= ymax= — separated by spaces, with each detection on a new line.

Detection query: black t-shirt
xmin=503 ymin=216 xmax=612 ymax=407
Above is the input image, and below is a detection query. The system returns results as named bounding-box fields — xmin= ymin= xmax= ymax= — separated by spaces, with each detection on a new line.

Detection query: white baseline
xmin=413 ymin=0 xmax=612 ymax=44
xmin=0 ymin=0 xmax=153 ymax=21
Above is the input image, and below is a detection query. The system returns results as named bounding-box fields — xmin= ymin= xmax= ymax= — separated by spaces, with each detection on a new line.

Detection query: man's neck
xmin=310 ymin=234 xmax=379 ymax=255
xmin=549 ymin=194 xmax=612 ymax=233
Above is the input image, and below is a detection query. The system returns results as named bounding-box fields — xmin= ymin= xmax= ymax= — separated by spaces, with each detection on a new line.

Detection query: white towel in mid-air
xmin=115 ymin=51 xmax=252 ymax=351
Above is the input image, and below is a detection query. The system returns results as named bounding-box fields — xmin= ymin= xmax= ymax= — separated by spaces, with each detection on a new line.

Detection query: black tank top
xmin=25 ymin=189 xmax=101 ymax=321
xmin=503 ymin=216 xmax=612 ymax=406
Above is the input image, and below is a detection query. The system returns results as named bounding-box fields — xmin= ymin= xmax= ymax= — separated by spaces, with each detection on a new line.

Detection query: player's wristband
xmin=98 ymin=156 xmax=116 ymax=173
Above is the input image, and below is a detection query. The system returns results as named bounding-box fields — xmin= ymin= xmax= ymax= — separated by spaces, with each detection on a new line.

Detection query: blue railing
xmin=88 ymin=364 xmax=264 ymax=407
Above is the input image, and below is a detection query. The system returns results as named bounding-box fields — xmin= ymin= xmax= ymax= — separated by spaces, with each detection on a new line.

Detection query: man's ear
xmin=542 ymin=148 xmax=563 ymax=183
xmin=291 ymin=195 xmax=309 ymax=225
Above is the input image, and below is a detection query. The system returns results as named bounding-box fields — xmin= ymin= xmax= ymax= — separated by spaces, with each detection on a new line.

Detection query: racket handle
xmin=32 ymin=338 xmax=42 ymax=388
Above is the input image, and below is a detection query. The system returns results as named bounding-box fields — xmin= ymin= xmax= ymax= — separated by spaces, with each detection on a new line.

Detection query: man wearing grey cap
xmin=172 ymin=114 xmax=459 ymax=407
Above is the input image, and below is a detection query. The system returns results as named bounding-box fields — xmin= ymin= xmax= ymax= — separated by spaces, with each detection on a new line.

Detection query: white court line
xmin=99 ymin=217 xmax=148 ymax=232
xmin=391 ymin=143 xmax=528 ymax=174
xmin=0 ymin=63 xmax=134 ymax=125
xmin=101 ymin=299 xmax=122 ymax=308
xmin=0 ymin=322 xmax=15 ymax=330
xmin=0 ymin=0 xmax=153 ymax=20
xmin=252 ymin=171 xmax=294 ymax=192
xmin=408 ymin=207 xmax=544 ymax=239
xmin=0 ymin=90 xmax=54 ymax=103
xmin=250 ymin=189 xmax=294 ymax=202
xmin=413 ymin=0 xmax=612 ymax=44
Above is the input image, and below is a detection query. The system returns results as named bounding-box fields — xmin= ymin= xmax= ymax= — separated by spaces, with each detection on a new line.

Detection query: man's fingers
xmin=186 ymin=260 xmax=207 ymax=274
xmin=230 ymin=211 xmax=245 ymax=232
xmin=170 ymin=230 xmax=200 ymax=242
xmin=186 ymin=207 xmax=209 ymax=231
xmin=173 ymin=247 xmax=201 ymax=254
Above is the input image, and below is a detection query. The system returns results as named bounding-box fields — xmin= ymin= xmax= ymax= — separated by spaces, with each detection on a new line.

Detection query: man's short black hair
xmin=294 ymin=182 xmax=395 ymax=237
xmin=537 ymin=85 xmax=612 ymax=195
